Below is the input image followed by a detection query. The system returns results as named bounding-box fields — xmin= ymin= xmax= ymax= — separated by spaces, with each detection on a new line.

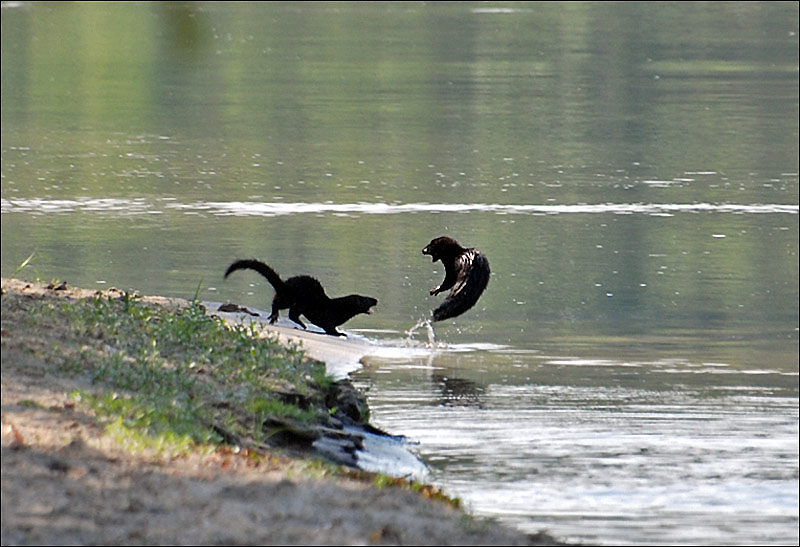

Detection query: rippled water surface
xmin=353 ymin=342 xmax=797 ymax=545
xmin=2 ymin=2 xmax=797 ymax=545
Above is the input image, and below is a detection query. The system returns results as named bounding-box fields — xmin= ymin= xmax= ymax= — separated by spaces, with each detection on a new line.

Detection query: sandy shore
xmin=1 ymin=278 xmax=565 ymax=545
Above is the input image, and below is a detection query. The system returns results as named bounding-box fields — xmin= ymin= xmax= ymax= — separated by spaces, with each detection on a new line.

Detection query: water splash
xmin=405 ymin=318 xmax=438 ymax=347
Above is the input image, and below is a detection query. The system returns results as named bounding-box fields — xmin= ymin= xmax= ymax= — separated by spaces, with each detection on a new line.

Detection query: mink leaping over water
xmin=422 ymin=236 xmax=490 ymax=322
xmin=224 ymin=259 xmax=377 ymax=337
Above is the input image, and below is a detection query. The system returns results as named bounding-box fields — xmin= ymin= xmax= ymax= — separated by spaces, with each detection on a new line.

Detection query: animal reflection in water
xmin=432 ymin=373 xmax=485 ymax=408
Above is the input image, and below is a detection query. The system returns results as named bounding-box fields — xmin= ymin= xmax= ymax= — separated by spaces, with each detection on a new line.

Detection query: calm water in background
xmin=2 ymin=2 xmax=798 ymax=544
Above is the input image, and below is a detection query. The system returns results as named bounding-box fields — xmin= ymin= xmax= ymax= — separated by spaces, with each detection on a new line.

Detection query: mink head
xmin=347 ymin=295 xmax=378 ymax=315
xmin=422 ymin=236 xmax=465 ymax=263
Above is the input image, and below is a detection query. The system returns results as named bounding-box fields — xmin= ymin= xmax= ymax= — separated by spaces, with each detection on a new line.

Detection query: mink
xmin=422 ymin=236 xmax=490 ymax=322
xmin=224 ymin=259 xmax=377 ymax=336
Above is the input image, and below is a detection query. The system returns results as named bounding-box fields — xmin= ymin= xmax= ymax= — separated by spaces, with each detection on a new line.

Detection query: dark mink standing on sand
xmin=224 ymin=259 xmax=377 ymax=336
xmin=422 ymin=236 xmax=490 ymax=322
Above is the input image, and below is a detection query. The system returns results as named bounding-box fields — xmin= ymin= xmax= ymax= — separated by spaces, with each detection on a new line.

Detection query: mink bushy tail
xmin=432 ymin=251 xmax=490 ymax=322
xmin=224 ymin=259 xmax=286 ymax=292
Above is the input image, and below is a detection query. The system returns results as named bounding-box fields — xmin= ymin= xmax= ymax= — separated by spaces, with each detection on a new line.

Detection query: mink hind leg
xmin=288 ymin=307 xmax=307 ymax=329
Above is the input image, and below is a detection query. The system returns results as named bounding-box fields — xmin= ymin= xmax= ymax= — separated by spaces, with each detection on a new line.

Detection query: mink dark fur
xmin=422 ymin=236 xmax=490 ymax=322
xmin=224 ymin=259 xmax=377 ymax=336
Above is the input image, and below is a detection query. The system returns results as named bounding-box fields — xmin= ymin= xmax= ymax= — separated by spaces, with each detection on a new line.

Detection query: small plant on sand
xmin=13 ymin=252 xmax=36 ymax=276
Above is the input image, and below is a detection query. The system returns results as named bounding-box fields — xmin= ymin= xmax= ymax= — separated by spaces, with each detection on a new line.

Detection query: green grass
xmin=19 ymin=291 xmax=338 ymax=456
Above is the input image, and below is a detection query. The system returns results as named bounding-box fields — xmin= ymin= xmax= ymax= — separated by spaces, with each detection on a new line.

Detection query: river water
xmin=2 ymin=2 xmax=797 ymax=545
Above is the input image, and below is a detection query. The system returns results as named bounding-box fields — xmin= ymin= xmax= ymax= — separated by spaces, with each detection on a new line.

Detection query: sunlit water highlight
xmin=3 ymin=198 xmax=798 ymax=217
